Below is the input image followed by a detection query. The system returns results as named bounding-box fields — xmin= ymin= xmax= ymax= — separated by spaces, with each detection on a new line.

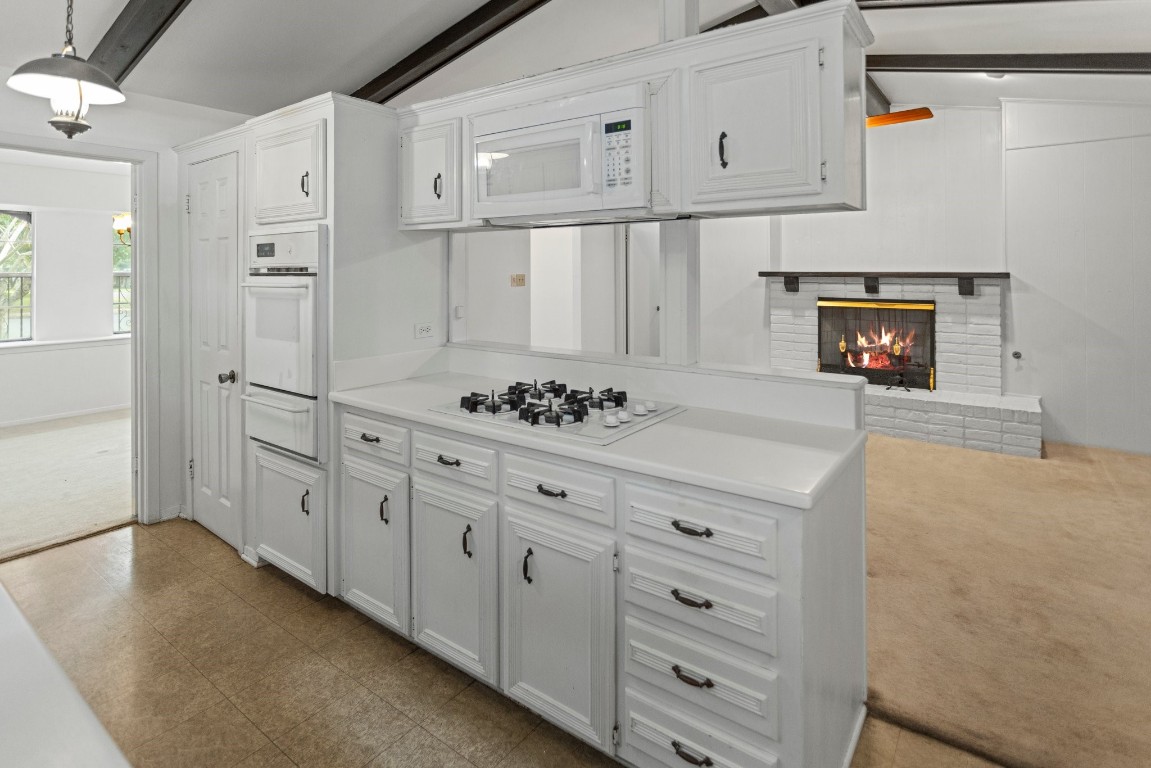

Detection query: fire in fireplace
xmin=817 ymin=298 xmax=935 ymax=390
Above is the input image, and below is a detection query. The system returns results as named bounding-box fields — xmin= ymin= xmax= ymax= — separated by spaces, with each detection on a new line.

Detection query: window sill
xmin=0 ymin=335 xmax=130 ymax=355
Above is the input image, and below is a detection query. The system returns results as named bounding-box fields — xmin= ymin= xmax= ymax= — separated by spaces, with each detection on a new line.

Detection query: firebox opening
xmin=817 ymin=298 xmax=936 ymax=391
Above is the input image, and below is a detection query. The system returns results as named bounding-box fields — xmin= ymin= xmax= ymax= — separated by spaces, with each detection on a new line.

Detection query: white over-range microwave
xmin=471 ymin=84 xmax=665 ymax=226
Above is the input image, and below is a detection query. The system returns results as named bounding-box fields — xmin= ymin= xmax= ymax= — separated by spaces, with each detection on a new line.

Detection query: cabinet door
xmin=502 ymin=507 xmax=616 ymax=751
xmin=688 ymin=40 xmax=823 ymax=207
xmin=412 ymin=479 xmax=498 ymax=684
xmin=341 ymin=457 xmax=410 ymax=633
xmin=254 ymin=119 xmax=326 ymax=223
xmin=253 ymin=447 xmax=326 ymax=592
xmin=400 ymin=119 xmax=460 ymax=225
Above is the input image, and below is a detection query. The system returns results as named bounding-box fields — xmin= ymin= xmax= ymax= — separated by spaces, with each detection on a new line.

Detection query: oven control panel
xmin=249 ymin=223 xmax=326 ymax=272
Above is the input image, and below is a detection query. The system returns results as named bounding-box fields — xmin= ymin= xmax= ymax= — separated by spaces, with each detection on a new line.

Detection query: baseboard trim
xmin=241 ymin=546 xmax=264 ymax=568
xmin=0 ymin=404 xmax=131 ymax=429
xmin=841 ymin=705 xmax=868 ymax=768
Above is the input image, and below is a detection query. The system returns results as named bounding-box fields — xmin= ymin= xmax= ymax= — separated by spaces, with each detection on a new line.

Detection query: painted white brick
xmin=965 ymin=440 xmax=1003 ymax=453
xmin=965 ymin=429 xmax=1002 ymax=443
xmin=965 ymin=417 xmax=1003 ymax=432
xmin=866 ymin=405 xmax=896 ymax=418
xmin=867 ymin=417 xmax=896 ymax=430
xmin=895 ymin=409 xmax=929 ymax=423
xmin=1002 ymin=445 xmax=1041 ymax=458
xmin=929 ymin=424 xmax=964 ymax=439
xmin=1002 ymin=433 xmax=1042 ymax=449
xmin=1003 ymin=422 xmax=1042 ymax=437
xmin=929 ymin=435 xmax=965 ymax=447
xmin=929 ymin=413 xmax=965 ymax=427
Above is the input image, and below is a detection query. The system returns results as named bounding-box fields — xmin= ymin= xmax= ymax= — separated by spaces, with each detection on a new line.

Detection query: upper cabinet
xmin=401 ymin=119 xmax=461 ymax=225
xmin=253 ymin=119 xmax=326 ymax=224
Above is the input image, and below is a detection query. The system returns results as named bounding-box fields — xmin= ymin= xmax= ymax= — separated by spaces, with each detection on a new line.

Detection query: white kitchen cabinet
xmin=411 ymin=479 xmax=498 ymax=683
xmin=340 ymin=456 xmax=410 ymax=633
xmin=502 ymin=506 xmax=616 ymax=752
xmin=400 ymin=119 xmax=460 ymax=225
xmin=253 ymin=119 xmax=326 ymax=223
xmin=252 ymin=447 xmax=326 ymax=592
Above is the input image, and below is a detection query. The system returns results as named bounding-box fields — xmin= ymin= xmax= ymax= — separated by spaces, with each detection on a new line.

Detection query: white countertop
xmin=331 ymin=373 xmax=866 ymax=509
xmin=0 ymin=586 xmax=130 ymax=767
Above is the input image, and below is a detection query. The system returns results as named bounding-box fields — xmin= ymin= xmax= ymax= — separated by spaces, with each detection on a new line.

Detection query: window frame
xmin=0 ymin=210 xmax=33 ymax=343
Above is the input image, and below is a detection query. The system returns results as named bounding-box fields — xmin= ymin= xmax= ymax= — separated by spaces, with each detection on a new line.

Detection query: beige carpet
xmin=0 ymin=410 xmax=134 ymax=561
xmin=866 ymin=435 xmax=1151 ymax=768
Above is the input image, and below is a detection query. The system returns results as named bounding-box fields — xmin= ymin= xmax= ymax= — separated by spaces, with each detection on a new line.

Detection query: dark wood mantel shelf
xmin=757 ymin=271 xmax=1011 ymax=297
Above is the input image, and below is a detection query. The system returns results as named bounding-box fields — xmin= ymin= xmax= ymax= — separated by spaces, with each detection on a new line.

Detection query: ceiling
xmin=0 ymin=147 xmax=130 ymax=175
xmin=2 ymin=0 xmax=1150 ymax=115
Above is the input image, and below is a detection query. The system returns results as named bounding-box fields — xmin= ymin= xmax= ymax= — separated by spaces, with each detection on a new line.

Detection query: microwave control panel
xmin=602 ymin=108 xmax=644 ymax=207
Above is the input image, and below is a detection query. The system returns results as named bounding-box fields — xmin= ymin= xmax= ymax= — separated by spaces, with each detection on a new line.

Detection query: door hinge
xmin=188 ymin=458 xmax=194 ymax=480
xmin=612 ymin=552 xmax=620 ymax=573
xmin=185 ymin=194 xmax=191 ymax=214
xmin=612 ymin=722 xmax=620 ymax=746
xmin=821 ymin=161 xmax=828 ymax=182
xmin=819 ymin=47 xmax=825 ymax=67
xmin=133 ymin=456 xmax=139 ymax=477
xmin=410 ymin=616 xmax=415 ymax=634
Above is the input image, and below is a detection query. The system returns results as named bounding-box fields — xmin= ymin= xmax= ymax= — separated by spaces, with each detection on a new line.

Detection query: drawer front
xmin=342 ymin=413 xmax=409 ymax=465
xmin=626 ymin=547 xmax=777 ymax=656
xmin=413 ymin=431 xmax=497 ymax=492
xmin=243 ymin=388 xmax=317 ymax=458
xmin=505 ymin=453 xmax=615 ymax=527
xmin=626 ymin=484 xmax=777 ymax=579
xmin=621 ymin=688 xmax=779 ymax=768
xmin=625 ymin=617 xmax=778 ymax=741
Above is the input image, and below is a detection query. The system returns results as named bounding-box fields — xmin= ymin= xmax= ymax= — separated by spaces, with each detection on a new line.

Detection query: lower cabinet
xmin=252 ymin=446 xmax=326 ymax=592
xmin=502 ymin=506 xmax=617 ymax=752
xmin=341 ymin=456 xmax=410 ymax=632
xmin=411 ymin=479 xmax=498 ymax=683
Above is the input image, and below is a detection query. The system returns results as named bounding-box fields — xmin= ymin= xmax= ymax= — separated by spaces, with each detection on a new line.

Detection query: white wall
xmin=699 ymin=217 xmax=773 ymax=369
xmin=578 ymin=225 xmax=619 ymax=355
xmin=0 ymin=160 xmax=130 ymax=211
xmin=456 ymin=230 xmax=532 ymax=346
xmin=31 ymin=210 xmax=122 ymax=342
xmin=0 ymin=338 xmax=130 ymax=426
xmin=530 ymin=228 xmax=579 ymax=350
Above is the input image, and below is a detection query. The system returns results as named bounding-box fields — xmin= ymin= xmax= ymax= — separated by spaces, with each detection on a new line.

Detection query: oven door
xmin=473 ymin=116 xmax=602 ymax=219
xmin=243 ymin=276 xmax=317 ymax=396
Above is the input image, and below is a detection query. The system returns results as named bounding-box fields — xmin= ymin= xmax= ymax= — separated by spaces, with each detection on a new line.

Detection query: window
xmin=0 ymin=211 xmax=32 ymax=341
xmin=112 ymin=219 xmax=131 ymax=334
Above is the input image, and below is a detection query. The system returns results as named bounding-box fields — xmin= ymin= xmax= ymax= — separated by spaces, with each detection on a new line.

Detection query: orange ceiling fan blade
xmin=866 ymin=107 xmax=934 ymax=128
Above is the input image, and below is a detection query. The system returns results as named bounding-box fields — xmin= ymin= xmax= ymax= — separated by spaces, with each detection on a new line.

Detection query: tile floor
xmin=0 ymin=519 xmax=998 ymax=768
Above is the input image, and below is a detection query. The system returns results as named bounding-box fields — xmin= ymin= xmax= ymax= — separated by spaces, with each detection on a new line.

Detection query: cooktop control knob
xmin=603 ymin=414 xmax=620 ymax=427
xmin=633 ymin=404 xmax=649 ymax=416
xmin=617 ymin=410 xmax=632 ymax=423
xmin=644 ymin=400 xmax=657 ymax=412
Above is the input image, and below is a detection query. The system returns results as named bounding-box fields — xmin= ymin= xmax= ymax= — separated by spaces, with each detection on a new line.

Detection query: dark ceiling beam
xmin=867 ymin=53 xmax=1151 ymax=74
xmin=353 ymin=0 xmax=552 ymax=104
xmin=865 ymin=74 xmax=891 ymax=116
xmin=756 ymin=0 xmax=801 ymax=14
xmin=702 ymin=4 xmax=768 ymax=31
xmin=852 ymin=0 xmax=1064 ymax=8
xmin=88 ymin=0 xmax=194 ymax=84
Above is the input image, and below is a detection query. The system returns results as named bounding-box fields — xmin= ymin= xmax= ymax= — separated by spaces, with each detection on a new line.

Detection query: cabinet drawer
xmin=505 ymin=453 xmax=615 ymax=528
xmin=342 ymin=413 xmax=409 ymax=465
xmin=413 ymin=431 xmax=497 ymax=492
xmin=621 ymin=688 xmax=778 ymax=768
xmin=626 ymin=485 xmax=777 ymax=579
xmin=625 ymin=547 xmax=777 ymax=656
xmin=625 ymin=617 xmax=778 ymax=742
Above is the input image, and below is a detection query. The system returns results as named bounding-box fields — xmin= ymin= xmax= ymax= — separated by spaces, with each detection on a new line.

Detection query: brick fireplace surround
xmin=767 ymin=276 xmax=1042 ymax=457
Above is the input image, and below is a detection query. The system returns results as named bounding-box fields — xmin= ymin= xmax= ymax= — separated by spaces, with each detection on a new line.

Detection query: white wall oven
xmin=242 ymin=225 xmax=325 ymax=458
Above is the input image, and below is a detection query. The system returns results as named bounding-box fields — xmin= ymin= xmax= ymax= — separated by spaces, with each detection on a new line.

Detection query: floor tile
xmin=236 ymin=742 xmax=299 ymax=768
xmin=893 ymin=730 xmax=1002 ymax=768
xmin=98 ymin=550 xmax=203 ymax=597
xmin=363 ymin=649 xmax=474 ymax=723
xmin=274 ymin=595 xmax=370 ymax=649
xmin=499 ymin=721 xmax=618 ymax=768
xmin=276 ymin=684 xmax=416 ymax=768
xmin=91 ymin=663 xmax=225 ymax=751
xmin=368 ymin=726 xmax=475 ymax=768
xmin=229 ymin=651 xmax=360 ymax=741
xmin=0 ymin=535 xmax=95 ymax=588
xmin=153 ymin=595 xmax=273 ymax=657
xmin=188 ymin=621 xmax=311 ymax=697
xmin=127 ymin=699 xmax=269 ymax=768
xmin=851 ymin=717 xmax=902 ymax=768
xmin=127 ymin=573 xmax=241 ymax=624
xmin=317 ymin=619 xmax=417 ymax=683
xmin=423 ymin=683 xmax=540 ymax=768
xmin=58 ymin=623 xmax=186 ymax=708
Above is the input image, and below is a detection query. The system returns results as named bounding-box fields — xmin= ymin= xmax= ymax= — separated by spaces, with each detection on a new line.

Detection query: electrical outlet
xmin=414 ymin=323 xmax=433 ymax=339
xmin=510 ymin=273 xmax=526 ymax=287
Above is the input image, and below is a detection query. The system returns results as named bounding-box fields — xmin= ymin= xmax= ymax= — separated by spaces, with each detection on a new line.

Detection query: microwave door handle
xmin=240 ymin=394 xmax=310 ymax=414
xmin=584 ymin=119 xmax=601 ymax=196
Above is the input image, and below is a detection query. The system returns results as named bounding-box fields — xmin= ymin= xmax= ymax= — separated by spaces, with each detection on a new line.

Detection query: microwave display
xmin=605 ymin=120 xmax=632 ymax=134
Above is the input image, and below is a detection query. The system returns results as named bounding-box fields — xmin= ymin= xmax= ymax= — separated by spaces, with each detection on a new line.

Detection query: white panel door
xmin=411 ymin=479 xmax=498 ymax=683
xmin=253 ymin=120 xmax=325 ymax=224
xmin=341 ymin=457 xmax=410 ymax=633
xmin=189 ymin=153 xmax=242 ymax=548
xmin=253 ymin=447 xmax=326 ymax=592
xmin=502 ymin=506 xmax=615 ymax=751
xmin=401 ymin=120 xmax=460 ymax=225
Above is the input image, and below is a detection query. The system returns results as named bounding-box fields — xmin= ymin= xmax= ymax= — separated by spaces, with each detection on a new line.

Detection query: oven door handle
xmin=240 ymin=394 xmax=310 ymax=414
xmin=241 ymin=282 xmax=311 ymax=291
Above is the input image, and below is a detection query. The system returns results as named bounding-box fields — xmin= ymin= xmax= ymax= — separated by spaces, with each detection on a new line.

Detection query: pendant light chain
xmin=64 ymin=0 xmax=74 ymax=48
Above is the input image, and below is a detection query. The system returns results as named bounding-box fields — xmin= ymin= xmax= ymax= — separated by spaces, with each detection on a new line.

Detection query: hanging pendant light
xmin=6 ymin=0 xmax=125 ymax=139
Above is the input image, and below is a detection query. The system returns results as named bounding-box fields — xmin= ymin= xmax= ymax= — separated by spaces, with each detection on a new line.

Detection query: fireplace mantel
xmin=758 ymin=271 xmax=1010 ymax=296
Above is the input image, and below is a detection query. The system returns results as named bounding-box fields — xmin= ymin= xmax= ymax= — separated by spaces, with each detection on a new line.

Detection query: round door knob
xmin=218 ymin=370 xmax=236 ymax=384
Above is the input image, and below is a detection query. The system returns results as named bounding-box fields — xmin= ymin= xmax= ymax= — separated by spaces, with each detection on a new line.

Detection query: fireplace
xmin=818 ymin=298 xmax=935 ymax=391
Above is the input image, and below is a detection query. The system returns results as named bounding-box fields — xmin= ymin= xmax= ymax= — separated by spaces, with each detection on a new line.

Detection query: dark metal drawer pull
xmin=437 ymin=454 xmax=461 ymax=467
xmin=672 ymin=740 xmax=714 ymax=767
xmin=522 ymin=547 xmax=534 ymax=583
xmin=672 ymin=664 xmax=715 ymax=689
xmin=536 ymin=483 xmax=567 ymax=499
xmin=301 ymin=489 xmax=310 ymax=516
xmin=379 ymin=496 xmax=389 ymax=524
xmin=301 ymin=171 xmax=310 ymax=197
xmin=462 ymin=524 xmax=473 ymax=558
xmin=671 ymin=520 xmax=713 ymax=538
xmin=433 ymin=172 xmax=443 ymax=200
xmin=360 ymin=432 xmax=381 ymax=444
xmin=718 ymin=131 xmax=729 ymax=170
xmin=671 ymin=588 xmax=713 ymax=610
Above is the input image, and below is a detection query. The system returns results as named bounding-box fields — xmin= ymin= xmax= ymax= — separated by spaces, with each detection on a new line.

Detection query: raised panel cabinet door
xmin=341 ymin=457 xmax=410 ymax=633
xmin=411 ymin=480 xmax=498 ymax=683
xmin=253 ymin=448 xmax=326 ymax=592
xmin=688 ymin=40 xmax=823 ymax=207
xmin=502 ymin=507 xmax=616 ymax=752
xmin=400 ymin=119 xmax=460 ymax=224
xmin=254 ymin=119 xmax=326 ymax=223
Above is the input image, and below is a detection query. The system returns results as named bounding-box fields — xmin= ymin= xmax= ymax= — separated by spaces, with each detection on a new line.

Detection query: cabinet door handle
xmin=433 ymin=172 xmax=443 ymax=200
xmin=522 ymin=547 xmax=534 ymax=583
xmin=462 ymin=524 xmax=473 ymax=558
xmin=671 ymin=588 xmax=713 ymax=610
xmin=301 ymin=171 xmax=310 ymax=197
xmin=437 ymin=454 xmax=461 ymax=467
xmin=379 ymin=495 xmax=389 ymax=524
xmin=718 ymin=131 xmax=729 ymax=169
xmin=671 ymin=740 xmax=714 ymax=767
xmin=536 ymin=483 xmax=567 ymax=499
xmin=671 ymin=519 xmax=713 ymax=538
xmin=672 ymin=664 xmax=715 ymax=689
xmin=360 ymin=432 xmax=381 ymax=444
xmin=301 ymin=489 xmax=310 ymax=516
